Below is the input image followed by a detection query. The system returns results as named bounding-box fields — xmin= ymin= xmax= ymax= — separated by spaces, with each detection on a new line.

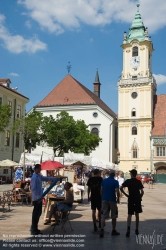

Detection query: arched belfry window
xmin=132 ymin=127 xmax=137 ymax=135
xmin=91 ymin=128 xmax=99 ymax=136
xmin=131 ymin=140 xmax=138 ymax=159
xmin=132 ymin=46 xmax=138 ymax=57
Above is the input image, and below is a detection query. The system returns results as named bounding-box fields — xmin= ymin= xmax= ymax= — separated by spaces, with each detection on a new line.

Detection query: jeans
xmin=31 ymin=200 xmax=42 ymax=232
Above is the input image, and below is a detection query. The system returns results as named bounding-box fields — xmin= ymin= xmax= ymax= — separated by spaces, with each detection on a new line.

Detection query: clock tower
xmin=118 ymin=4 xmax=157 ymax=173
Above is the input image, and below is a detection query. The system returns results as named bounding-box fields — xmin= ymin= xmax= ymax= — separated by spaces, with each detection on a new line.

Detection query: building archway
xmin=154 ymin=163 xmax=166 ymax=174
xmin=156 ymin=166 xmax=166 ymax=174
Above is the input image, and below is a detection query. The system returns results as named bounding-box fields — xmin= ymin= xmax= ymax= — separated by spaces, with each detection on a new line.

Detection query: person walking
xmin=100 ymin=169 xmax=120 ymax=238
xmin=148 ymin=173 xmax=154 ymax=189
xmin=120 ymin=169 xmax=144 ymax=237
xmin=87 ymin=169 xmax=103 ymax=232
xmin=30 ymin=164 xmax=60 ymax=235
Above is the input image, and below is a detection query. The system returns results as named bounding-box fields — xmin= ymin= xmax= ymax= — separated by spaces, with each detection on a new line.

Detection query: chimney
xmin=93 ymin=69 xmax=101 ymax=98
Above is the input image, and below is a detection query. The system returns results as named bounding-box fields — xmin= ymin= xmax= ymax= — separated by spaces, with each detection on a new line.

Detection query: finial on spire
xmin=67 ymin=61 xmax=71 ymax=74
xmin=137 ymin=3 xmax=140 ymax=12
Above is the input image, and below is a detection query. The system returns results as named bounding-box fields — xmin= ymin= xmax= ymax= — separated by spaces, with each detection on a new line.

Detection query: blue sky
xmin=0 ymin=0 xmax=166 ymax=114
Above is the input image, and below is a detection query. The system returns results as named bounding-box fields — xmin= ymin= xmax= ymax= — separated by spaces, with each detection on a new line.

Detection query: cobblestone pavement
xmin=0 ymin=183 xmax=166 ymax=250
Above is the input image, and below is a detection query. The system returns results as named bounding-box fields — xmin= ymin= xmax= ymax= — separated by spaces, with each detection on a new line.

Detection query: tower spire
xmin=93 ymin=69 xmax=101 ymax=98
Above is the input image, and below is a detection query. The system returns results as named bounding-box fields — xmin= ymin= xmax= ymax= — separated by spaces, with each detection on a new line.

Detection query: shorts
xmin=128 ymin=201 xmax=142 ymax=215
xmin=101 ymin=200 xmax=118 ymax=219
xmin=91 ymin=199 xmax=101 ymax=211
xmin=55 ymin=203 xmax=72 ymax=212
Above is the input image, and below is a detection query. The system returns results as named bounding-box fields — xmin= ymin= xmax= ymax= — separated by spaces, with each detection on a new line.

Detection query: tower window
xmin=132 ymin=127 xmax=137 ymax=135
xmin=91 ymin=128 xmax=99 ymax=136
xmin=132 ymin=46 xmax=138 ymax=57
xmin=131 ymin=109 xmax=136 ymax=117
xmin=133 ymin=149 xmax=137 ymax=158
xmin=131 ymin=92 xmax=137 ymax=99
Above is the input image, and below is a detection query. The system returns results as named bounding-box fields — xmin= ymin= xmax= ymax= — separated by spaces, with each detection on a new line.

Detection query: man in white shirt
xmin=117 ymin=172 xmax=124 ymax=204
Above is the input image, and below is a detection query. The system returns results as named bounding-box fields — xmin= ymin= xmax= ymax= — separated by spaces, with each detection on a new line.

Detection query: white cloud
xmin=9 ymin=72 xmax=20 ymax=77
xmin=0 ymin=14 xmax=47 ymax=54
xmin=153 ymin=74 xmax=166 ymax=86
xmin=25 ymin=20 xmax=32 ymax=28
xmin=17 ymin=0 xmax=166 ymax=34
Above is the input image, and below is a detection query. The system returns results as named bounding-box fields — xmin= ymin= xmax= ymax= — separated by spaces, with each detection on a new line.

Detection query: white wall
xmin=35 ymin=104 xmax=116 ymax=163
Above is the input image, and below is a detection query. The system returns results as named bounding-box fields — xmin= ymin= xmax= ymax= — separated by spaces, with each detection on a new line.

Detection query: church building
xmin=33 ymin=71 xmax=118 ymax=165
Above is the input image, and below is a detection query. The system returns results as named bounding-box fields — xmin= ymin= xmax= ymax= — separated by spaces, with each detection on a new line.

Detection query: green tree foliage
xmin=0 ymin=104 xmax=11 ymax=132
xmin=41 ymin=111 xmax=102 ymax=156
xmin=11 ymin=109 xmax=43 ymax=152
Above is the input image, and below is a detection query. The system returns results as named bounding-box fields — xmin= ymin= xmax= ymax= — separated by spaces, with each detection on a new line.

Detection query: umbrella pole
xmin=23 ymin=144 xmax=25 ymax=181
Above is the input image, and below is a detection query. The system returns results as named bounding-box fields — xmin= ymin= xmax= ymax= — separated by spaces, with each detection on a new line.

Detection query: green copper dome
xmin=123 ymin=4 xmax=150 ymax=44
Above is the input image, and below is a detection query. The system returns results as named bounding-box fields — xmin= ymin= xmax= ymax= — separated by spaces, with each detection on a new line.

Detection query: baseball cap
xmin=93 ymin=169 xmax=99 ymax=175
xmin=129 ymin=169 xmax=137 ymax=175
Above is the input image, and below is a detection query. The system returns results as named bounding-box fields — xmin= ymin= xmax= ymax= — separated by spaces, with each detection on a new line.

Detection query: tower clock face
xmin=130 ymin=56 xmax=140 ymax=68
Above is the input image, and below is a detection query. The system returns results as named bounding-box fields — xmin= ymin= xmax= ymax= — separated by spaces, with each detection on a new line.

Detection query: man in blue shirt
xmin=30 ymin=164 xmax=60 ymax=235
xmin=100 ymin=169 xmax=120 ymax=238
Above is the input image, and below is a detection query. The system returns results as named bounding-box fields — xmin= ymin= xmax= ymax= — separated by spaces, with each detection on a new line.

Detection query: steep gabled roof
xmin=152 ymin=94 xmax=166 ymax=136
xmin=35 ymin=74 xmax=116 ymax=118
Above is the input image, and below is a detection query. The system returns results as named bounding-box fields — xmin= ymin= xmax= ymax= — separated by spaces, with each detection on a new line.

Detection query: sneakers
xmin=31 ymin=230 xmax=42 ymax=235
xmin=111 ymin=230 xmax=120 ymax=236
xmin=94 ymin=225 xmax=98 ymax=232
xmin=135 ymin=229 xmax=139 ymax=235
xmin=100 ymin=230 xmax=104 ymax=238
xmin=126 ymin=230 xmax=130 ymax=237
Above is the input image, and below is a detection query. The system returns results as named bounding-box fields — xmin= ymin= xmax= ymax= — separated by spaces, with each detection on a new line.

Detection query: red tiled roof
xmin=35 ymin=74 xmax=117 ymax=118
xmin=152 ymin=94 xmax=166 ymax=136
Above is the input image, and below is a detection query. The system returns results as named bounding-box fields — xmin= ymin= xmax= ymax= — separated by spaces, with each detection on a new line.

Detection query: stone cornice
xmin=118 ymin=76 xmax=156 ymax=89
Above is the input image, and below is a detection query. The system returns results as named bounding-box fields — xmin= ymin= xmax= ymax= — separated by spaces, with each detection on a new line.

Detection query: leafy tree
xmin=41 ymin=111 xmax=102 ymax=156
xmin=0 ymin=104 xmax=11 ymax=132
xmin=11 ymin=109 xmax=43 ymax=152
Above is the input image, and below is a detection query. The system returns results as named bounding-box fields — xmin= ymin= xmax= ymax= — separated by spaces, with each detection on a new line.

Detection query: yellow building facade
xmin=0 ymin=78 xmax=29 ymax=166
xmin=118 ymin=4 xmax=156 ymax=173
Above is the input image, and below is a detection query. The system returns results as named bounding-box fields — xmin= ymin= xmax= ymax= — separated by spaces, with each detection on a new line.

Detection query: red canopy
xmin=41 ymin=161 xmax=64 ymax=170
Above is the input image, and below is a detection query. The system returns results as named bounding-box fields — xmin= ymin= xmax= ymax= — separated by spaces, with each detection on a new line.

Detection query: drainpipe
xmin=150 ymin=134 xmax=153 ymax=173
xmin=109 ymin=118 xmax=115 ymax=163
xmin=11 ymin=99 xmax=16 ymax=161
xmin=11 ymin=99 xmax=16 ymax=181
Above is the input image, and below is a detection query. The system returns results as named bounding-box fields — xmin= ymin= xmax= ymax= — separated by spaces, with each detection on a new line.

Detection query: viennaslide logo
xmin=136 ymin=230 xmax=164 ymax=249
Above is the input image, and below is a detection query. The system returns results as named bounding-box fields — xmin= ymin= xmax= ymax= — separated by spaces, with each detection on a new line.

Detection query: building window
xmin=132 ymin=46 xmax=138 ymax=57
xmin=93 ymin=112 xmax=98 ymax=118
xmin=91 ymin=128 xmax=99 ymax=136
xmin=132 ymin=127 xmax=137 ymax=135
xmin=0 ymin=97 xmax=2 ymax=105
xmin=5 ymin=131 xmax=10 ymax=146
xmin=133 ymin=149 xmax=137 ymax=158
xmin=8 ymin=100 xmax=12 ymax=113
xmin=16 ymin=105 xmax=21 ymax=118
xmin=131 ymin=109 xmax=136 ymax=117
xmin=3 ymin=169 xmax=8 ymax=174
xmin=15 ymin=133 xmax=20 ymax=148
xmin=131 ymin=92 xmax=137 ymax=99
xmin=157 ymin=147 xmax=166 ymax=156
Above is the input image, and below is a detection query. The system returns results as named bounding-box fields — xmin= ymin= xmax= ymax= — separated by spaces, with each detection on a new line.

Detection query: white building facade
xmin=32 ymin=72 xmax=118 ymax=165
